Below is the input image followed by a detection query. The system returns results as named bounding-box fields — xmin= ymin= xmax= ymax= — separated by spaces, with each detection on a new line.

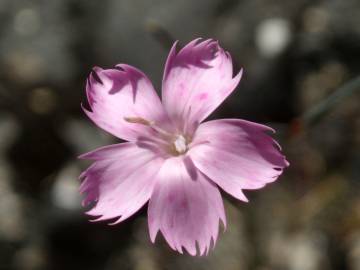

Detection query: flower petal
xmin=162 ymin=39 xmax=242 ymax=132
xmin=148 ymin=156 xmax=226 ymax=256
xmin=80 ymin=142 xmax=164 ymax=224
xmin=84 ymin=64 xmax=172 ymax=142
xmin=188 ymin=119 xmax=289 ymax=202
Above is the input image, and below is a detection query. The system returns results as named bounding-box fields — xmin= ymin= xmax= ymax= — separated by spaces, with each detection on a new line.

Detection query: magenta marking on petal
xmin=91 ymin=66 xmax=104 ymax=84
xmin=198 ymin=92 xmax=208 ymax=100
xmin=85 ymin=79 xmax=96 ymax=107
xmin=80 ymin=103 xmax=94 ymax=119
xmin=115 ymin=64 xmax=141 ymax=102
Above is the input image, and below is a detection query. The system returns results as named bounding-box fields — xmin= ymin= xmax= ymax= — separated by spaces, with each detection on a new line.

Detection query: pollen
xmin=174 ymin=135 xmax=187 ymax=154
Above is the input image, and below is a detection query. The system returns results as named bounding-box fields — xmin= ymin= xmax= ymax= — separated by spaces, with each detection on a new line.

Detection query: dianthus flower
xmin=79 ymin=38 xmax=288 ymax=256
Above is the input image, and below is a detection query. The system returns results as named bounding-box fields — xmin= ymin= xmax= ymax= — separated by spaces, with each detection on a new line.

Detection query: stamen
xmin=124 ymin=116 xmax=172 ymax=137
xmin=125 ymin=116 xmax=190 ymax=155
xmin=174 ymin=135 xmax=187 ymax=154
xmin=124 ymin=117 xmax=153 ymax=126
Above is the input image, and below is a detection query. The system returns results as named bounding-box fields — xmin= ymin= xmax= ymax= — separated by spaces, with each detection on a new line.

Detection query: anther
xmin=174 ymin=135 xmax=187 ymax=154
xmin=124 ymin=117 xmax=153 ymax=126
xmin=124 ymin=116 xmax=172 ymax=138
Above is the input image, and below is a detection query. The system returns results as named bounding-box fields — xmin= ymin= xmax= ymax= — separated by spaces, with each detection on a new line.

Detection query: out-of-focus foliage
xmin=0 ymin=0 xmax=359 ymax=269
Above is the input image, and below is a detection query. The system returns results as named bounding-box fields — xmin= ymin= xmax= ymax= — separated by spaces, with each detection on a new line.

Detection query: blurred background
xmin=0 ymin=0 xmax=360 ymax=269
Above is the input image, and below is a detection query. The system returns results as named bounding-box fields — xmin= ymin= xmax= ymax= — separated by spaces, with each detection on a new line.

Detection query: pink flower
xmin=79 ymin=38 xmax=289 ymax=256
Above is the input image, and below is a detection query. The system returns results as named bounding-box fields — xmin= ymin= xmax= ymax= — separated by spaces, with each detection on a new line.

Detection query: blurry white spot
xmin=52 ymin=164 xmax=82 ymax=210
xmin=14 ymin=8 xmax=40 ymax=36
xmin=256 ymin=18 xmax=292 ymax=57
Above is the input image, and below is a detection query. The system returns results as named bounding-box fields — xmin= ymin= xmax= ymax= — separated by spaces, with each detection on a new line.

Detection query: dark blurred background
xmin=0 ymin=0 xmax=360 ymax=269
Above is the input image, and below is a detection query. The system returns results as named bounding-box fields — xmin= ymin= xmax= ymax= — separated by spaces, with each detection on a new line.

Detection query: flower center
xmin=124 ymin=116 xmax=191 ymax=156
xmin=173 ymin=135 xmax=187 ymax=154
